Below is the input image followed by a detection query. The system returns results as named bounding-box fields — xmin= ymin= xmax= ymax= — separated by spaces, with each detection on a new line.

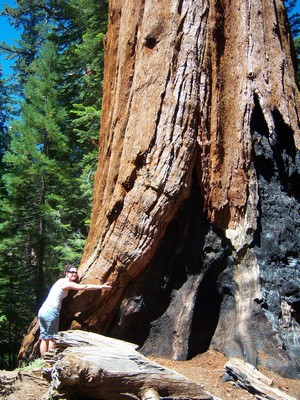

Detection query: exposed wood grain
xmin=140 ymin=388 xmax=160 ymax=400
xmin=44 ymin=330 xmax=213 ymax=400
xmin=225 ymin=358 xmax=297 ymax=400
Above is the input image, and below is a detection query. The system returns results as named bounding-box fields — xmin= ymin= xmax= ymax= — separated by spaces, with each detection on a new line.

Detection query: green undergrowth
xmin=16 ymin=358 xmax=45 ymax=371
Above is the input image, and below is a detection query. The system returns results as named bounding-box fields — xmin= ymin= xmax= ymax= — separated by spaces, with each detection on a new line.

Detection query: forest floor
xmin=150 ymin=350 xmax=300 ymax=400
xmin=1 ymin=349 xmax=300 ymax=399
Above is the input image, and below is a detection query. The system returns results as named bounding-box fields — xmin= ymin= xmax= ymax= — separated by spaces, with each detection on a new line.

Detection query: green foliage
xmin=0 ymin=257 xmax=35 ymax=369
xmin=0 ymin=67 xmax=12 ymax=167
xmin=284 ymin=1 xmax=300 ymax=84
xmin=63 ymin=0 xmax=108 ymax=201
xmin=284 ymin=0 xmax=300 ymax=38
xmin=1 ymin=40 xmax=89 ymax=301
xmin=17 ymin=357 xmax=45 ymax=371
xmin=0 ymin=0 xmax=52 ymax=91
xmin=0 ymin=0 xmax=108 ymax=369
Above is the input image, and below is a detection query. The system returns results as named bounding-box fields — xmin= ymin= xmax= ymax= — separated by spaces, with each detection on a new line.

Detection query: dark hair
xmin=65 ymin=264 xmax=77 ymax=273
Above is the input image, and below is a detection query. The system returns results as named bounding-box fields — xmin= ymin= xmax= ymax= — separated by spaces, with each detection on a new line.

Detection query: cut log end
xmin=141 ymin=387 xmax=160 ymax=400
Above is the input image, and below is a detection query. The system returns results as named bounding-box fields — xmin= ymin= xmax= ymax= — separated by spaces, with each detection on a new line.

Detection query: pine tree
xmin=0 ymin=41 xmax=85 ymax=367
xmin=56 ymin=0 xmax=108 ymax=204
xmin=284 ymin=1 xmax=300 ymax=85
xmin=72 ymin=0 xmax=108 ymax=203
xmin=0 ymin=66 xmax=11 ymax=167
xmin=284 ymin=0 xmax=300 ymax=38
xmin=0 ymin=0 xmax=108 ymax=367
xmin=0 ymin=67 xmax=15 ymax=369
xmin=0 ymin=0 xmax=51 ymax=90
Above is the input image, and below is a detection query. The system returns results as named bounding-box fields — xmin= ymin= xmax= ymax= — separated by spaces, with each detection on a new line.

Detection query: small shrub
xmin=17 ymin=358 xmax=45 ymax=371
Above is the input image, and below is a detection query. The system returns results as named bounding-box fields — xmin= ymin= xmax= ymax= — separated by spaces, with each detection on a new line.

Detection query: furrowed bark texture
xmin=60 ymin=0 xmax=300 ymax=378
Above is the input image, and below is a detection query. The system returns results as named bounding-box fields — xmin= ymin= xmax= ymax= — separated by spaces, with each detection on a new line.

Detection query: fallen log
xmin=141 ymin=387 xmax=161 ymax=400
xmin=44 ymin=330 xmax=214 ymax=400
xmin=224 ymin=358 xmax=297 ymax=400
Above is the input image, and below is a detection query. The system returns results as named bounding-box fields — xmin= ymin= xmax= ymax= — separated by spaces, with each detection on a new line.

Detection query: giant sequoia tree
xmin=53 ymin=0 xmax=300 ymax=378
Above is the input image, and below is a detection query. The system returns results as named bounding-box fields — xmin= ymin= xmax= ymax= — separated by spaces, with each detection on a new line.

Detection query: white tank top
xmin=42 ymin=278 xmax=68 ymax=311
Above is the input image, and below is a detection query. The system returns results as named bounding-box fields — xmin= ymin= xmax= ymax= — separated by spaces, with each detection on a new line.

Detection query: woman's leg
xmin=49 ymin=339 xmax=56 ymax=351
xmin=40 ymin=338 xmax=56 ymax=356
xmin=40 ymin=339 xmax=49 ymax=355
xmin=38 ymin=306 xmax=59 ymax=356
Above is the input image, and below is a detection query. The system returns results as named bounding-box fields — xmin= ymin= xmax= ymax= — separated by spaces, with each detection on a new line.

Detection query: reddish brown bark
xmin=22 ymin=0 xmax=300 ymax=378
xmin=75 ymin=0 xmax=299 ymax=322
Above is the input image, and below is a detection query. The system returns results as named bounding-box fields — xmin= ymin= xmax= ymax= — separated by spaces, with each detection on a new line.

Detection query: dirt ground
xmin=1 ymin=350 xmax=300 ymax=399
xmin=0 ymin=368 xmax=48 ymax=400
xmin=150 ymin=350 xmax=300 ymax=400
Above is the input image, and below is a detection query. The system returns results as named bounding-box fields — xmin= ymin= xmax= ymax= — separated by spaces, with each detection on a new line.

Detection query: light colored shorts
xmin=38 ymin=305 xmax=60 ymax=340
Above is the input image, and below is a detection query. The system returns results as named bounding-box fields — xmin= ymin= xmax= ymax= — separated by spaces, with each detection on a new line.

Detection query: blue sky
xmin=1 ymin=0 xmax=18 ymax=78
xmin=0 ymin=0 xmax=300 ymax=78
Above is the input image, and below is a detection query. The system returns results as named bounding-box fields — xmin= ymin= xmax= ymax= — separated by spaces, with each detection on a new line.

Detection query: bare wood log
xmin=44 ymin=330 xmax=213 ymax=400
xmin=140 ymin=388 xmax=160 ymax=400
xmin=224 ymin=358 xmax=297 ymax=400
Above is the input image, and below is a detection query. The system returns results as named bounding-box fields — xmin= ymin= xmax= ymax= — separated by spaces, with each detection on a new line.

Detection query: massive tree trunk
xmin=61 ymin=0 xmax=300 ymax=378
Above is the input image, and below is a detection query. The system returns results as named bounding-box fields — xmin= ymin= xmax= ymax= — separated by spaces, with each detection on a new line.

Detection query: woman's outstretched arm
xmin=63 ymin=281 xmax=112 ymax=291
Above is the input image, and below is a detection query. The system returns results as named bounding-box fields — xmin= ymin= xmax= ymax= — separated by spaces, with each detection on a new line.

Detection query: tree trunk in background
xmin=62 ymin=0 xmax=300 ymax=378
